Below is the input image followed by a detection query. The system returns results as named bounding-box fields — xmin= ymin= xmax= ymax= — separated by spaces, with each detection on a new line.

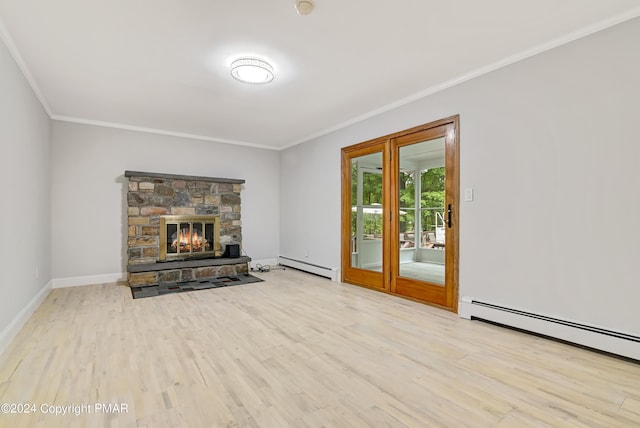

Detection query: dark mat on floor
xmin=130 ymin=273 xmax=264 ymax=299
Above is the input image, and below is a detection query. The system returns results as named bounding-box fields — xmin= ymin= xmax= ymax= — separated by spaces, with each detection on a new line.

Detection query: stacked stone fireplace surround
xmin=125 ymin=171 xmax=250 ymax=288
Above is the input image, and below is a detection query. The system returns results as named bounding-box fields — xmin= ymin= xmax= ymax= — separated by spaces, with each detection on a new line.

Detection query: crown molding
xmin=50 ymin=115 xmax=280 ymax=151
xmin=3 ymin=7 xmax=640 ymax=151
xmin=283 ymin=7 xmax=640 ymax=150
xmin=0 ymin=15 xmax=53 ymax=117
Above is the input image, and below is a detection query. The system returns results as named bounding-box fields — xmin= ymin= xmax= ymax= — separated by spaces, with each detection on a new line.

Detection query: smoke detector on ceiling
xmin=295 ymin=0 xmax=314 ymax=16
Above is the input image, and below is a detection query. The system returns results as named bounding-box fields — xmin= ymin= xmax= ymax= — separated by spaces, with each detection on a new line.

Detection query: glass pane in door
xmin=350 ymin=152 xmax=383 ymax=272
xmin=398 ymin=138 xmax=445 ymax=285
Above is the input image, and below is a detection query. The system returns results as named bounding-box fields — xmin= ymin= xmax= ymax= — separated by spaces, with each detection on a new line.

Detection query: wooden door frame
xmin=341 ymin=115 xmax=459 ymax=312
xmin=341 ymin=137 xmax=390 ymax=290
xmin=390 ymin=118 xmax=459 ymax=311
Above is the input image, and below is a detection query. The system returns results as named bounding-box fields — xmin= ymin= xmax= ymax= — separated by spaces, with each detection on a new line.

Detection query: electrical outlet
xmin=35 ymin=267 xmax=39 ymax=279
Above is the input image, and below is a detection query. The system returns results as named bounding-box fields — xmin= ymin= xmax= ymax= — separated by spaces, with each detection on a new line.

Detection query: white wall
xmin=0 ymin=36 xmax=51 ymax=344
xmin=280 ymin=17 xmax=640 ymax=336
xmin=280 ymin=138 xmax=343 ymax=269
xmin=51 ymin=122 xmax=280 ymax=283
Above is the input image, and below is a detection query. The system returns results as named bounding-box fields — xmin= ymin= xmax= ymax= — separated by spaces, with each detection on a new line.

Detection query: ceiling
xmin=1 ymin=1 xmax=639 ymax=150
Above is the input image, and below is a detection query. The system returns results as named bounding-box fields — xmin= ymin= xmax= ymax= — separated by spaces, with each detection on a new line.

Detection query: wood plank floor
xmin=0 ymin=268 xmax=639 ymax=427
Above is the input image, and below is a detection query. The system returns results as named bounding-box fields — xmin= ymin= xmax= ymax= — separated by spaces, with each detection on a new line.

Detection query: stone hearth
xmin=125 ymin=171 xmax=249 ymax=287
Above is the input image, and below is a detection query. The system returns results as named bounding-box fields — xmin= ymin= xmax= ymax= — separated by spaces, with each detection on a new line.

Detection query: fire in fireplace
xmin=172 ymin=227 xmax=207 ymax=252
xmin=160 ymin=215 xmax=220 ymax=261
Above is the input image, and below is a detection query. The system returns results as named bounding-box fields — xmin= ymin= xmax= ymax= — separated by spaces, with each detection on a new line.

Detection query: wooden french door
xmin=341 ymin=138 xmax=389 ymax=291
xmin=341 ymin=116 xmax=459 ymax=312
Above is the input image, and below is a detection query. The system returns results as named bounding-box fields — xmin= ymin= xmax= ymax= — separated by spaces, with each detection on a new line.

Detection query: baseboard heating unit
xmin=277 ymin=256 xmax=338 ymax=281
xmin=459 ymin=297 xmax=640 ymax=361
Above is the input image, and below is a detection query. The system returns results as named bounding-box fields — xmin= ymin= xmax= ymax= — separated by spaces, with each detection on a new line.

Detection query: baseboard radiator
xmin=277 ymin=256 xmax=338 ymax=281
xmin=459 ymin=297 xmax=640 ymax=361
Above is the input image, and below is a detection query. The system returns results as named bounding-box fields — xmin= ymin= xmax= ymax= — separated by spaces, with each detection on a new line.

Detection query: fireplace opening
xmin=170 ymin=223 xmax=209 ymax=252
xmin=160 ymin=215 xmax=220 ymax=261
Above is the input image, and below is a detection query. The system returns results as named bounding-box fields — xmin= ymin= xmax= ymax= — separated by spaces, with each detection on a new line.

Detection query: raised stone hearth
xmin=125 ymin=171 xmax=249 ymax=288
xmin=127 ymin=256 xmax=252 ymax=286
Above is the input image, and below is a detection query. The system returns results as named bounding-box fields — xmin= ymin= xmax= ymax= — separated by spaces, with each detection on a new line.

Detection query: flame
xmin=171 ymin=228 xmax=209 ymax=252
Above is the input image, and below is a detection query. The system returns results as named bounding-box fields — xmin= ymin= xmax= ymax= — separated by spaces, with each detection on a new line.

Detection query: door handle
xmin=447 ymin=204 xmax=452 ymax=228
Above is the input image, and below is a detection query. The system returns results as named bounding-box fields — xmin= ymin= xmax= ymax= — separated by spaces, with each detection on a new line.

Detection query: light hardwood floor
xmin=0 ymin=269 xmax=639 ymax=427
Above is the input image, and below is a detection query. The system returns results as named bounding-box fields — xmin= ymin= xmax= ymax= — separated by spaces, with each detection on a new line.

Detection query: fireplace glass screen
xmin=160 ymin=215 xmax=220 ymax=261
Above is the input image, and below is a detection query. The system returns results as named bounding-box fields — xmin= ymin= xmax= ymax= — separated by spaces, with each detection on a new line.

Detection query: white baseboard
xmin=0 ymin=280 xmax=52 ymax=357
xmin=52 ymin=272 xmax=126 ymax=288
xmin=278 ymin=256 xmax=339 ymax=281
xmin=460 ymin=297 xmax=640 ymax=361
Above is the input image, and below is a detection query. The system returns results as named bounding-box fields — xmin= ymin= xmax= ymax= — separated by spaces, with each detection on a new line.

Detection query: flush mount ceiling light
xmin=295 ymin=0 xmax=314 ymax=16
xmin=230 ymin=57 xmax=274 ymax=85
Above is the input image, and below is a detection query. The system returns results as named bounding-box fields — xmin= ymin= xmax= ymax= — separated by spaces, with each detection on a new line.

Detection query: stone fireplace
xmin=125 ymin=171 xmax=250 ymax=288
